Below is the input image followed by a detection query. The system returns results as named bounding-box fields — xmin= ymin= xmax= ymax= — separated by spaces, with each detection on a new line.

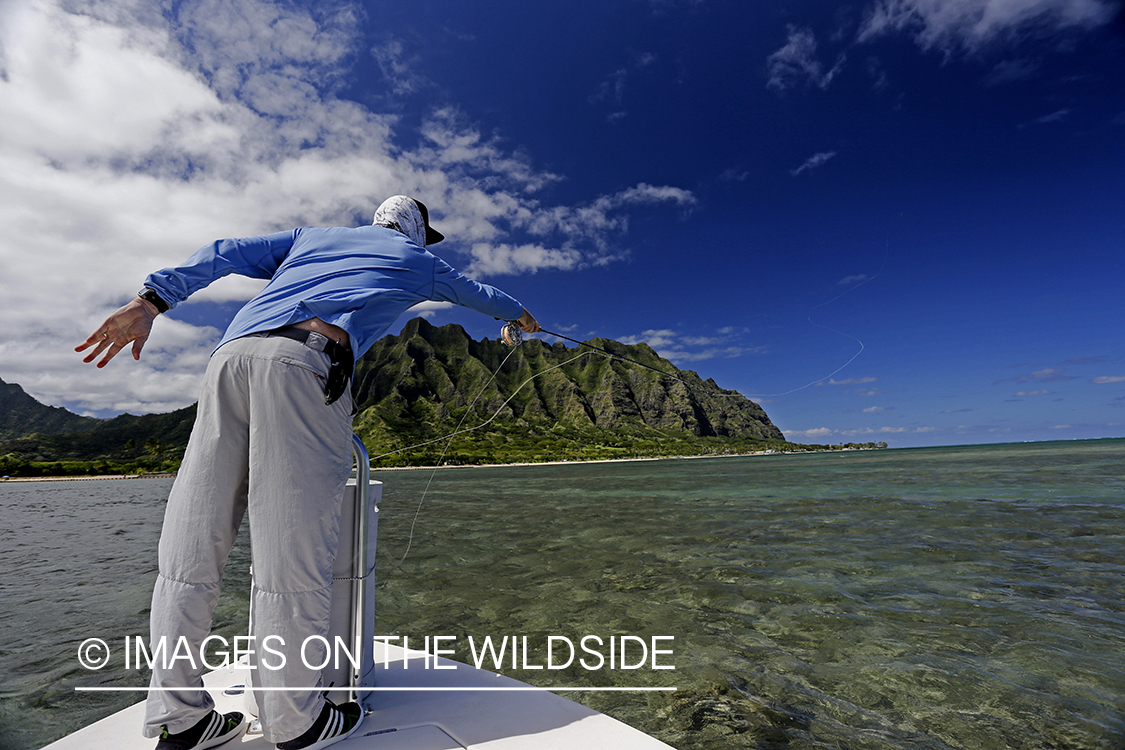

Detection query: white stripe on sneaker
xmin=201 ymin=712 xmax=222 ymax=742
xmin=318 ymin=708 xmax=341 ymax=742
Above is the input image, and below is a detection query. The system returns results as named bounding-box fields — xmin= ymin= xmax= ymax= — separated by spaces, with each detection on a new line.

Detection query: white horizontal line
xmin=75 ymin=686 xmax=676 ymax=693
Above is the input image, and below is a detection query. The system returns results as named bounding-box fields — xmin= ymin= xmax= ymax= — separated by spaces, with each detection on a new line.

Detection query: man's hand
xmin=75 ymin=297 xmax=159 ymax=368
xmin=515 ymin=308 xmax=541 ymax=334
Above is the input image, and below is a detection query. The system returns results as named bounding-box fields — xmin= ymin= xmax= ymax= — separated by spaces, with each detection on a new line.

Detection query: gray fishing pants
xmin=143 ymin=335 xmax=354 ymax=743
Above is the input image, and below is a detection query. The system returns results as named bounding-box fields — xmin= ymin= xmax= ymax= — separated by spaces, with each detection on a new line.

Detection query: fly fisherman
xmin=76 ymin=196 xmax=540 ymax=750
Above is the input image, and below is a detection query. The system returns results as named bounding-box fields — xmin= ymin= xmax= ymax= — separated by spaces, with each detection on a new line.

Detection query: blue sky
xmin=0 ymin=0 xmax=1122 ymax=447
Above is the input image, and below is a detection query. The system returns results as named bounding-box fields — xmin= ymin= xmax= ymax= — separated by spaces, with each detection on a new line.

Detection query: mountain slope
xmin=0 ymin=378 xmax=97 ymax=440
xmin=352 ymin=319 xmax=785 ymax=464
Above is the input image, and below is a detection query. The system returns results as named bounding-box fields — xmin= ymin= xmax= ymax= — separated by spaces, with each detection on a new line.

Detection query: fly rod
xmin=500 ymin=321 xmax=701 ymax=388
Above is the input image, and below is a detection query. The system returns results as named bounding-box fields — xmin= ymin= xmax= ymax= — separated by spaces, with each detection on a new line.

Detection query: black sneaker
xmin=155 ymin=710 xmax=246 ymax=750
xmin=276 ymin=700 xmax=363 ymax=750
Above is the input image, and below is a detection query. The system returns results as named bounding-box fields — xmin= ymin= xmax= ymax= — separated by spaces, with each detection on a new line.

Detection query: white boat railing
xmin=342 ymin=432 xmax=375 ymax=703
xmin=246 ymin=433 xmax=380 ymax=716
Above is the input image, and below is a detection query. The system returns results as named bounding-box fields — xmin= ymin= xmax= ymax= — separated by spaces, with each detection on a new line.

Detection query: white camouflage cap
xmin=372 ymin=195 xmax=444 ymax=247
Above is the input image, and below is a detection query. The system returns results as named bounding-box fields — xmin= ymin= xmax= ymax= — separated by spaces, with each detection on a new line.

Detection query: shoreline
xmin=1 ymin=472 xmax=176 ymax=483
xmin=0 ymin=445 xmax=909 ymax=481
xmin=368 ymin=449 xmax=785 ymax=472
xmin=1 ymin=451 xmax=786 ymax=482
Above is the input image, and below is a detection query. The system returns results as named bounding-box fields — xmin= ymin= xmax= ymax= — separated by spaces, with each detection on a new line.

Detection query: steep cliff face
xmin=353 ymin=318 xmax=784 ymax=448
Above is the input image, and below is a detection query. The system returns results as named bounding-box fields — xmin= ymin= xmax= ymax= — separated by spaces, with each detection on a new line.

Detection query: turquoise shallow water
xmin=1 ymin=439 xmax=1123 ymax=749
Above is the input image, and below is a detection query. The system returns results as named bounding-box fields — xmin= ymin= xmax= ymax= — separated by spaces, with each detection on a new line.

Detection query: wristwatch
xmin=137 ymin=288 xmax=169 ymax=314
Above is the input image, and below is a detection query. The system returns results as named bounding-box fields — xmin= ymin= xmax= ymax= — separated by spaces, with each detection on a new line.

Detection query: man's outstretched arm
xmin=75 ymin=296 xmax=160 ymax=368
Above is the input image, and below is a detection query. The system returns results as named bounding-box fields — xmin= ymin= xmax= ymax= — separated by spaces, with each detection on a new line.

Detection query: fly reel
xmin=500 ymin=322 xmax=523 ymax=347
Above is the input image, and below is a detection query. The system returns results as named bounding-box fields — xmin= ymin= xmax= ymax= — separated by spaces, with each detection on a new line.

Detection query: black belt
xmin=264 ymin=326 xmax=354 ymax=406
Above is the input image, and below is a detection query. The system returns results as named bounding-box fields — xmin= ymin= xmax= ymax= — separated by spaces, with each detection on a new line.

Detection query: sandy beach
xmin=1 ymin=472 xmax=176 ymax=483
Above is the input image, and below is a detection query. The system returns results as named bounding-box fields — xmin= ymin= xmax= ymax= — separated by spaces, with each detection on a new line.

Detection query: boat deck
xmin=43 ymin=643 xmax=674 ymax=749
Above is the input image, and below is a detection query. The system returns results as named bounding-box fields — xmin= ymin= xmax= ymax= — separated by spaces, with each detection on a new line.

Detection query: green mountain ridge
xmin=3 ymin=319 xmax=871 ymax=477
xmin=0 ymin=379 xmax=98 ymax=440
xmin=0 ymin=389 xmax=197 ymax=475
xmin=352 ymin=318 xmax=786 ymax=464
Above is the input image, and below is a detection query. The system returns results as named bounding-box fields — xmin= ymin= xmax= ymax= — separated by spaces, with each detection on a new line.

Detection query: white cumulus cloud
xmin=0 ymin=0 xmax=694 ymax=415
xmin=615 ymin=327 xmax=765 ymax=363
xmin=790 ymin=427 xmax=836 ymax=439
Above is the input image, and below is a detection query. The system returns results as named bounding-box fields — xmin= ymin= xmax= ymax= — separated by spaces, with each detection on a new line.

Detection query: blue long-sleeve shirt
xmin=143 ymin=225 xmax=525 ymax=358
